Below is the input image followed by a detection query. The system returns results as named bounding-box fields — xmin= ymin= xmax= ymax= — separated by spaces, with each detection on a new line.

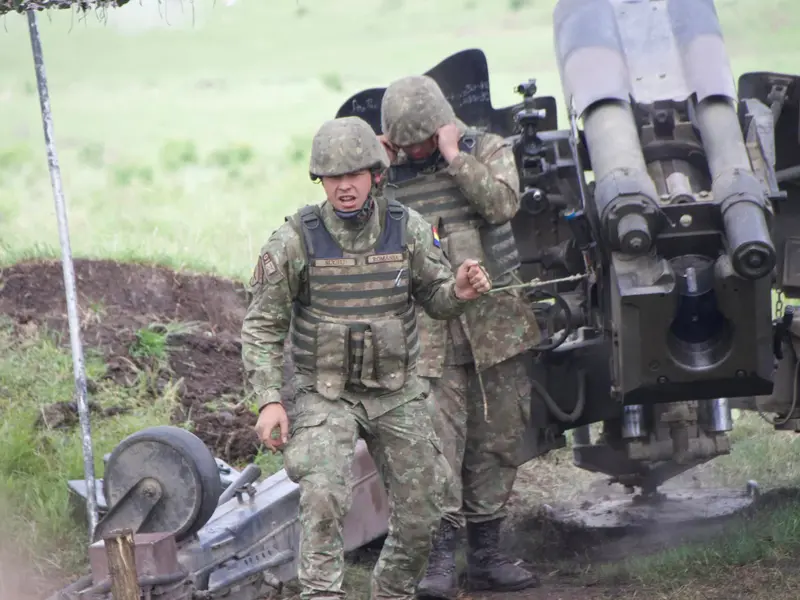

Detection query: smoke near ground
xmin=0 ymin=496 xmax=65 ymax=600
xmin=0 ymin=550 xmax=53 ymax=600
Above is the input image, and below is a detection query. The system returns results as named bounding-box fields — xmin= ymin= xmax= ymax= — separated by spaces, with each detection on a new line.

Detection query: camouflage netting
xmin=0 ymin=0 xmax=130 ymax=16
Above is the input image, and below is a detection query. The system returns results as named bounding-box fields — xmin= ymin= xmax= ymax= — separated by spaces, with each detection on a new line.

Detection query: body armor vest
xmin=385 ymin=131 xmax=522 ymax=287
xmin=289 ymin=199 xmax=420 ymax=400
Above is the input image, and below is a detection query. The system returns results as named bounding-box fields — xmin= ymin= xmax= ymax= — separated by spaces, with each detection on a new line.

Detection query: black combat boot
xmin=465 ymin=519 xmax=540 ymax=591
xmin=416 ymin=520 xmax=459 ymax=599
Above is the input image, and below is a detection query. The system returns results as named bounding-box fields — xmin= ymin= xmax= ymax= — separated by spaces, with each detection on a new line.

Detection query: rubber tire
xmin=103 ymin=425 xmax=222 ymax=541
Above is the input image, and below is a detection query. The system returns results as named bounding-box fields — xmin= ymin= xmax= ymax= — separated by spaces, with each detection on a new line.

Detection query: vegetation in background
xmin=1 ymin=0 xmax=800 ymax=596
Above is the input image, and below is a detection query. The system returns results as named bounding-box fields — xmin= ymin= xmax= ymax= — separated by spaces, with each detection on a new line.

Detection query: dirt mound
xmin=0 ymin=258 xmax=289 ymax=464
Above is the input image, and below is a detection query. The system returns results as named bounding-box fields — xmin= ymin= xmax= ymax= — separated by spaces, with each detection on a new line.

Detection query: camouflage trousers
xmin=282 ymin=390 xmax=449 ymax=600
xmin=425 ymin=353 xmax=531 ymax=528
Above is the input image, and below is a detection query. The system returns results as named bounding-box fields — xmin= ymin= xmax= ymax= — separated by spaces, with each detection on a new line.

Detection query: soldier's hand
xmin=255 ymin=403 xmax=290 ymax=453
xmin=454 ymin=259 xmax=492 ymax=299
xmin=377 ymin=134 xmax=398 ymax=163
xmin=435 ymin=123 xmax=461 ymax=163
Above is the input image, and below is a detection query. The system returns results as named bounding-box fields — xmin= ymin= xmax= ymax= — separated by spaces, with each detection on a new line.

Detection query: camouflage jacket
xmin=387 ymin=120 xmax=542 ymax=376
xmin=241 ymin=196 xmax=471 ymax=418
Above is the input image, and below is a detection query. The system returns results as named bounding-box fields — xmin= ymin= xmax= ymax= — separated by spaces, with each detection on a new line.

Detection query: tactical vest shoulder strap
xmin=286 ymin=204 xmax=324 ymax=307
xmin=385 ymin=198 xmax=408 ymax=250
xmin=292 ymin=204 xmax=322 ymax=259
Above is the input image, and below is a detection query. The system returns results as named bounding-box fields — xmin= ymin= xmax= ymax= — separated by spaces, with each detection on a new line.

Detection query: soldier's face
xmin=322 ymin=170 xmax=372 ymax=212
xmin=402 ymin=137 xmax=437 ymax=161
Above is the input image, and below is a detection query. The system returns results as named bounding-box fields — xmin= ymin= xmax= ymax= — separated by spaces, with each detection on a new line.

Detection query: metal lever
xmin=217 ymin=464 xmax=262 ymax=506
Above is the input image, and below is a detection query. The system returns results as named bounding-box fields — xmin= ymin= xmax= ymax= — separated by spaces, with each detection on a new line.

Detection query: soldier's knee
xmin=494 ymin=356 xmax=533 ymax=407
xmin=297 ymin=474 xmax=352 ymax=518
xmin=464 ymin=423 xmax=521 ymax=469
xmin=282 ymin=411 xmax=341 ymax=482
xmin=283 ymin=442 xmax=317 ymax=483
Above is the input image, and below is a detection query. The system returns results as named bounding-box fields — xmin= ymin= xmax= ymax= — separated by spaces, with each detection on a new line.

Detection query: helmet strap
xmin=334 ymin=195 xmax=375 ymax=225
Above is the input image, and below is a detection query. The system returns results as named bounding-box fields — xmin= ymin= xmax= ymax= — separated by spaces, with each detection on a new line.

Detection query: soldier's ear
xmin=371 ymin=169 xmax=387 ymax=188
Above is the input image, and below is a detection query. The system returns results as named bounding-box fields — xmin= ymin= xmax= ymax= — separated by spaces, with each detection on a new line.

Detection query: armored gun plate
xmin=99 ymin=425 xmax=223 ymax=542
xmin=737 ymin=71 xmax=800 ymax=295
xmin=545 ymin=485 xmax=756 ymax=531
xmin=335 ymin=47 xmax=558 ymax=138
xmin=738 ymin=71 xmax=800 ymax=176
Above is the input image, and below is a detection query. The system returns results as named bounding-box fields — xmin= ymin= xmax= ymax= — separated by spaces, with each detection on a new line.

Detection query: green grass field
xmin=3 ymin=0 xmax=800 ymax=598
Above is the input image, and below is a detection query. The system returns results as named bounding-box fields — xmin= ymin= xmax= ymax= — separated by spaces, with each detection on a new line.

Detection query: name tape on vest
xmin=366 ymin=253 xmax=405 ymax=264
xmin=312 ymin=258 xmax=358 ymax=268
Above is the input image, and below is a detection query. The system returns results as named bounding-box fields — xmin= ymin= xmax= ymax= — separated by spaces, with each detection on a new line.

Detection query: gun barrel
xmin=583 ymin=99 xmax=660 ymax=253
xmin=694 ymin=97 xmax=776 ymax=280
xmin=583 ymin=100 xmax=647 ymax=177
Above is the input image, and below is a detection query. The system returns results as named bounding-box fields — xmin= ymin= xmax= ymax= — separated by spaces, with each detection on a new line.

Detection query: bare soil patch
xmin=0 ymin=258 xmax=289 ymax=464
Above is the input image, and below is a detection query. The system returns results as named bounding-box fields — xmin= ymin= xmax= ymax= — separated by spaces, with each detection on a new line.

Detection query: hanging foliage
xmin=0 ymin=0 xmax=131 ymax=16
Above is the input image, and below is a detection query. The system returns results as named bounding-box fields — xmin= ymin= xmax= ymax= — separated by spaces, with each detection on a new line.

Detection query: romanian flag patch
xmin=432 ymin=225 xmax=441 ymax=248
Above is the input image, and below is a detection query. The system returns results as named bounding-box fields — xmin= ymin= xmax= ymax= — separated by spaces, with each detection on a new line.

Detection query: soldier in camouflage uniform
xmin=241 ymin=115 xmax=493 ymax=600
xmin=378 ymin=75 xmax=543 ymax=597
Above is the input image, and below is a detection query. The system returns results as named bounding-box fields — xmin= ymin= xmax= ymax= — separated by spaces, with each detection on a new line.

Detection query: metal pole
xmin=26 ymin=9 xmax=99 ymax=540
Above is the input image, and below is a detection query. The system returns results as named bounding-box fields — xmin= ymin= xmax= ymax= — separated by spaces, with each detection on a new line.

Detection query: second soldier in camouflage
xmin=379 ymin=75 xmax=544 ymax=597
xmin=241 ymin=115 xmax=492 ymax=600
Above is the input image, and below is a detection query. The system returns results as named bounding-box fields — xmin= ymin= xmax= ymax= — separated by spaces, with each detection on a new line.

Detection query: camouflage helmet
xmin=309 ymin=116 xmax=389 ymax=180
xmin=381 ymin=75 xmax=456 ymax=146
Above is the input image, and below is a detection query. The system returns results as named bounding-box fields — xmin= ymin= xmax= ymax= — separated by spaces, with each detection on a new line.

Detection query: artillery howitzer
xmin=50 ymin=0 xmax=800 ymax=597
xmin=338 ymin=0 xmax=800 ymax=505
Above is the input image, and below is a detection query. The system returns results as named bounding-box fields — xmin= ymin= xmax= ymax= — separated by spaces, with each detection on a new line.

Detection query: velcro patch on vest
xmin=262 ymin=253 xmax=284 ymax=284
xmin=366 ymin=253 xmax=405 ymax=264
xmin=312 ymin=258 xmax=358 ymax=268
